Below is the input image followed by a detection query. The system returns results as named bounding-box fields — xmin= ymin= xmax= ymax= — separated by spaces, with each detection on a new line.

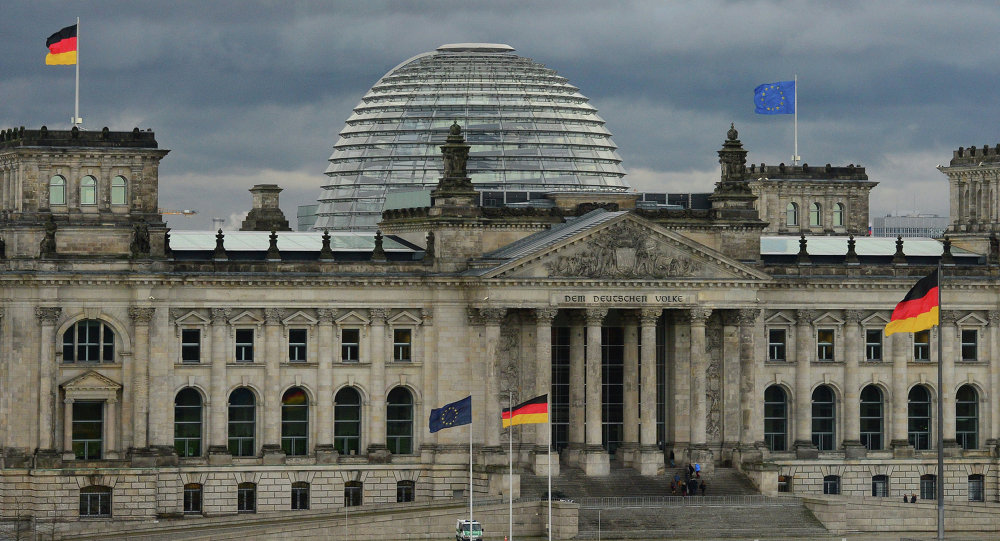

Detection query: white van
xmin=456 ymin=519 xmax=483 ymax=541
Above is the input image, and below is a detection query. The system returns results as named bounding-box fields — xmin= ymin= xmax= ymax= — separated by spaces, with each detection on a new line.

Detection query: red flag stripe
xmin=501 ymin=401 xmax=548 ymax=420
xmin=889 ymin=286 xmax=938 ymax=321
xmin=48 ymin=37 xmax=77 ymax=54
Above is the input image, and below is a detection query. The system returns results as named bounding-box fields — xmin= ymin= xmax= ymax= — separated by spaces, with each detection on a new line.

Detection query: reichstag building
xmin=0 ymin=43 xmax=997 ymax=528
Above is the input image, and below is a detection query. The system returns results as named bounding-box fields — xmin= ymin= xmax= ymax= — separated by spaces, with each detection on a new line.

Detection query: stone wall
xmin=804 ymin=495 xmax=1000 ymax=534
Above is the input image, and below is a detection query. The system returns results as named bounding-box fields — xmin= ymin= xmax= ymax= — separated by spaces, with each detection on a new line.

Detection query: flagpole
xmin=469 ymin=415 xmax=473 ymax=536
xmin=547 ymin=399 xmax=552 ymax=541
xmin=74 ymin=17 xmax=81 ymax=127
xmin=509 ymin=391 xmax=513 ymax=541
xmin=792 ymin=74 xmax=799 ymax=165
xmin=936 ymin=261 xmax=944 ymax=541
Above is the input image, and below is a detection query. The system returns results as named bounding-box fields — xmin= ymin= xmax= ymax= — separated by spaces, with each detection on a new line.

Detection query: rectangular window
xmin=183 ymin=484 xmax=202 ymax=515
xmin=237 ymin=483 xmax=256 ymax=513
xmin=181 ymin=329 xmax=201 ymax=363
xmin=961 ymin=329 xmax=978 ymax=361
xmin=341 ymin=328 xmax=360 ymax=362
xmin=872 ymin=475 xmax=889 ymax=497
xmin=914 ymin=330 xmax=930 ymax=361
xmin=291 ymin=483 xmax=310 ymax=510
xmin=79 ymin=487 xmax=112 ymax=517
xmin=72 ymin=401 xmax=103 ymax=460
xmin=969 ymin=475 xmax=985 ymax=502
xmin=816 ymin=329 xmax=835 ymax=361
xmin=768 ymin=329 xmax=786 ymax=362
xmin=393 ymin=328 xmax=412 ymax=362
xmin=865 ymin=329 xmax=882 ymax=362
xmin=235 ymin=329 xmax=254 ymax=362
xmin=777 ymin=475 xmax=791 ymax=493
xmin=920 ymin=476 xmax=937 ymax=500
xmin=288 ymin=328 xmax=307 ymax=362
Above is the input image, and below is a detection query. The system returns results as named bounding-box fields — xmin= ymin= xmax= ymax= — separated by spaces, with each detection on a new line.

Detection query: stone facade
xmin=0 ymin=123 xmax=996 ymax=531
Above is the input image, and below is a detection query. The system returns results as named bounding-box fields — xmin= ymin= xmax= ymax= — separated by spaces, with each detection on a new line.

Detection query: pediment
xmin=336 ymin=311 xmax=369 ymax=326
xmin=282 ymin=311 xmax=317 ymax=326
xmin=486 ymin=214 xmax=769 ymax=281
xmin=812 ymin=312 xmax=844 ymax=326
xmin=862 ymin=313 xmax=889 ymax=326
xmin=388 ymin=311 xmax=422 ymax=326
xmin=61 ymin=370 xmax=121 ymax=392
xmin=172 ymin=310 xmax=210 ymax=326
xmin=229 ymin=311 xmax=263 ymax=326
xmin=765 ymin=312 xmax=796 ymax=325
xmin=958 ymin=313 xmax=987 ymax=326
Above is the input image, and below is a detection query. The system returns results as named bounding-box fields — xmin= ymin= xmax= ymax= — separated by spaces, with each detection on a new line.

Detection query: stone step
xmin=520 ymin=465 xmax=758 ymax=500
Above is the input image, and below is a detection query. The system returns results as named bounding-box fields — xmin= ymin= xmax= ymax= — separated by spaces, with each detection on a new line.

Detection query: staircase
xmin=521 ymin=465 xmax=833 ymax=539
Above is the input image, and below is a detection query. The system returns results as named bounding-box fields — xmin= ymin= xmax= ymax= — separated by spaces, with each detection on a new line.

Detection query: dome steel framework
xmin=314 ymin=43 xmax=629 ymax=231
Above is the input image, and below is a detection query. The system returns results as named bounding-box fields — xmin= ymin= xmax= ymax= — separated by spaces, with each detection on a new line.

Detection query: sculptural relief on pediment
xmin=544 ymin=221 xmax=702 ymax=279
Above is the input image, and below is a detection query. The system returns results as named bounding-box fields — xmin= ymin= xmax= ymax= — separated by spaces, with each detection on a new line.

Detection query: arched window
xmin=49 ymin=175 xmax=67 ymax=205
xmin=809 ymin=202 xmax=821 ymax=226
xmin=334 ymin=387 xmax=362 ymax=455
xmin=907 ymin=385 xmax=931 ymax=450
xmin=860 ymin=385 xmax=884 ymax=450
xmin=811 ymin=385 xmax=836 ymax=451
xmin=111 ymin=176 xmax=127 ymax=205
xmin=80 ymin=485 xmax=112 ymax=517
xmin=920 ymin=474 xmax=936 ymax=500
xmin=823 ymin=475 xmax=840 ymax=495
xmin=956 ymin=385 xmax=978 ymax=449
xmin=80 ymin=175 xmax=97 ymax=205
xmin=62 ymin=320 xmax=115 ymax=363
xmin=344 ymin=480 xmax=363 ymax=507
xmin=969 ymin=474 xmax=985 ymax=502
xmin=237 ymin=482 xmax=256 ymax=513
xmin=832 ymin=203 xmax=844 ymax=226
xmin=785 ymin=202 xmax=798 ymax=226
xmin=183 ymin=483 xmax=203 ymax=515
xmin=397 ymin=480 xmax=415 ymax=502
xmin=228 ymin=388 xmax=256 ymax=457
xmin=764 ymin=386 xmax=788 ymax=451
xmin=174 ymin=388 xmax=203 ymax=457
xmin=281 ymin=387 xmax=309 ymax=456
xmin=386 ymin=387 xmax=414 ymax=454
xmin=872 ymin=474 xmax=889 ymax=497
xmin=291 ymin=481 xmax=310 ymax=510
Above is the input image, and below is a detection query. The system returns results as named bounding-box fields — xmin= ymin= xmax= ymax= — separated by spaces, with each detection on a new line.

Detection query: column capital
xmin=989 ymin=310 xmax=1000 ymax=325
xmin=210 ymin=307 xmax=231 ymax=325
xmin=584 ymin=308 xmax=608 ymax=326
xmin=421 ymin=307 xmax=434 ymax=326
xmin=843 ymin=309 xmax=864 ymax=324
xmin=128 ymin=306 xmax=155 ymax=324
xmin=264 ymin=308 xmax=284 ymax=325
xmin=369 ymin=308 xmax=388 ymax=324
xmin=795 ymin=309 xmax=817 ymax=325
xmin=940 ymin=310 xmax=959 ymax=325
xmin=639 ymin=308 xmax=660 ymax=326
xmin=478 ymin=307 xmax=507 ymax=326
xmin=35 ymin=306 xmax=62 ymax=324
xmin=316 ymin=308 xmax=336 ymax=324
xmin=736 ymin=308 xmax=761 ymax=327
xmin=689 ymin=307 xmax=712 ymax=325
xmin=534 ymin=307 xmax=558 ymax=325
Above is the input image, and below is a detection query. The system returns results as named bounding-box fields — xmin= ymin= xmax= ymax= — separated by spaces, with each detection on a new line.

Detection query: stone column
xmin=419 ymin=308 xmax=437 ymax=461
xmin=262 ymin=309 xmax=284 ymax=461
xmin=637 ymin=308 xmax=662 ymax=475
xmin=533 ymin=308 xmax=558 ymax=475
xmin=688 ymin=308 xmax=713 ymax=467
xmin=737 ymin=309 xmax=761 ymax=458
xmin=620 ymin=314 xmax=639 ymax=467
xmin=565 ymin=313 xmax=586 ymax=465
xmin=794 ymin=310 xmax=818 ymax=457
xmin=35 ymin=307 xmax=61 ymax=454
xmin=582 ymin=308 xmax=609 ymax=476
xmin=147 ymin=309 xmax=172 ymax=452
xmin=106 ymin=398 xmax=119 ymax=457
xmin=940 ymin=311 xmax=959 ymax=451
xmin=989 ymin=311 xmax=1000 ymax=451
xmin=129 ymin=306 xmax=155 ymax=450
xmin=367 ymin=308 xmax=389 ymax=459
xmin=842 ymin=310 xmax=865 ymax=457
xmin=721 ymin=311 xmax=741 ymax=458
xmin=670 ymin=311 xmax=691 ymax=460
xmin=890 ymin=330 xmax=912 ymax=456
xmin=315 ymin=309 xmax=336 ymax=462
xmin=208 ymin=308 xmax=231 ymax=462
xmin=479 ymin=308 xmax=507 ymax=460
xmin=62 ymin=398 xmax=75 ymax=460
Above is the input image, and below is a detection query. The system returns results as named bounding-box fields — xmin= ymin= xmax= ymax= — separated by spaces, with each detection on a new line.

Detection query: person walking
xmin=700 ymin=480 xmax=707 ymax=496
xmin=679 ymin=480 xmax=686 ymax=497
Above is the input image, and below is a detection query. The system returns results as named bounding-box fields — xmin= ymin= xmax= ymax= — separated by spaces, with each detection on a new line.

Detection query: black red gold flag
xmin=501 ymin=394 xmax=548 ymax=428
xmin=46 ymin=24 xmax=78 ymax=65
xmin=885 ymin=269 xmax=939 ymax=336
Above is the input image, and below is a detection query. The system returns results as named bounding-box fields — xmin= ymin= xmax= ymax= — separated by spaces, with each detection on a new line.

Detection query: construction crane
xmin=158 ymin=208 xmax=198 ymax=216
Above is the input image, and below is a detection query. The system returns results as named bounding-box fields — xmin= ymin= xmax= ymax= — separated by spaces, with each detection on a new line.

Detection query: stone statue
xmin=130 ymin=219 xmax=151 ymax=258
xmin=425 ymin=231 xmax=435 ymax=258
xmin=39 ymin=215 xmax=57 ymax=257
xmin=442 ymin=122 xmax=469 ymax=179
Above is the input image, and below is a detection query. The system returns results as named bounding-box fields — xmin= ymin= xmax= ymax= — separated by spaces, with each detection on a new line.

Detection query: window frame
xmin=822 ymin=475 xmax=840 ymax=495
xmin=291 ymin=482 xmax=310 ymax=510
xmin=832 ymin=202 xmax=844 ymax=227
xmin=811 ymin=385 xmax=836 ymax=451
xmin=393 ymin=328 xmax=412 ymax=362
xmin=956 ymin=385 xmax=979 ymax=450
xmin=235 ymin=328 xmax=255 ymax=363
xmin=767 ymin=328 xmax=786 ymax=362
xmin=344 ymin=481 xmax=363 ymax=507
xmin=237 ymin=482 xmax=256 ymax=514
xmin=174 ymin=388 xmax=203 ymax=458
xmin=288 ymin=328 xmax=308 ymax=362
xmin=49 ymin=175 xmax=67 ymax=206
xmin=334 ymin=387 xmax=362 ymax=455
xmin=968 ymin=474 xmax=985 ymax=502
xmin=961 ymin=329 xmax=978 ymax=361
xmin=228 ymin=388 xmax=257 ymax=457
xmin=785 ymin=202 xmax=798 ymax=226
xmin=110 ymin=175 xmax=127 ymax=206
xmin=872 ymin=474 xmax=889 ymax=497
xmin=764 ymin=386 xmax=788 ymax=452
xmin=913 ymin=330 xmax=930 ymax=361
xmin=865 ymin=329 xmax=883 ymax=362
xmin=341 ymin=328 xmax=360 ymax=362
xmin=920 ymin=474 xmax=937 ymax=500
xmin=396 ymin=480 xmax=415 ymax=503
xmin=386 ymin=387 xmax=414 ymax=454
xmin=181 ymin=328 xmax=202 ymax=363
xmin=809 ymin=202 xmax=821 ymax=227
xmin=907 ymin=385 xmax=931 ymax=451
xmin=281 ymin=387 xmax=309 ymax=456
xmin=816 ymin=328 xmax=835 ymax=361
xmin=72 ymin=400 xmax=104 ymax=460
xmin=79 ymin=485 xmax=112 ymax=518
xmin=62 ymin=320 xmax=116 ymax=364
xmin=860 ymin=386 xmax=884 ymax=450
xmin=80 ymin=175 xmax=97 ymax=206
xmin=183 ymin=483 xmax=203 ymax=515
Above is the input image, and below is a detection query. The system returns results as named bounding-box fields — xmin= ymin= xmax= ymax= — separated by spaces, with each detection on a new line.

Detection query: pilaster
xmin=35 ymin=306 xmax=61 ymax=453
xmin=794 ymin=309 xmax=818 ymax=458
xmin=533 ymin=307 xmax=559 ymax=476
xmin=842 ymin=310 xmax=866 ymax=458
xmin=582 ymin=308 xmax=609 ymax=476
xmin=128 ymin=306 xmax=155 ymax=451
xmin=208 ymin=307 xmax=231 ymax=463
xmin=367 ymin=308 xmax=389 ymax=460
xmin=636 ymin=308 xmax=662 ymax=475
xmin=315 ymin=309 xmax=336 ymax=462
xmin=564 ymin=313 xmax=586 ymax=465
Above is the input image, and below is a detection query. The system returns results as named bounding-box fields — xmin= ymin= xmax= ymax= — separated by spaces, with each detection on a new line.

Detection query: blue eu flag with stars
xmin=754 ymin=81 xmax=795 ymax=114
xmin=429 ymin=395 xmax=472 ymax=433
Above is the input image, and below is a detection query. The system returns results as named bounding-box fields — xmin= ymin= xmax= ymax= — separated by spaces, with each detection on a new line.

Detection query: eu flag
xmin=754 ymin=81 xmax=795 ymax=114
xmin=429 ymin=395 xmax=472 ymax=433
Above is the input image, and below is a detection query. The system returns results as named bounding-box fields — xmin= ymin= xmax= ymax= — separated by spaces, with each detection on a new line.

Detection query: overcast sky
xmin=2 ymin=0 xmax=997 ymax=230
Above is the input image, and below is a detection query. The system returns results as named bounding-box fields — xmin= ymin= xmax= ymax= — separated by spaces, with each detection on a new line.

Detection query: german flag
xmin=501 ymin=394 xmax=548 ymax=427
xmin=885 ymin=269 xmax=939 ymax=336
xmin=46 ymin=24 xmax=77 ymax=65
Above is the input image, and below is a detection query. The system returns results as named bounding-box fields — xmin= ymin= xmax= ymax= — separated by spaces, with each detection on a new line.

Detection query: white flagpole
xmin=469 ymin=414 xmax=473 ymax=535
xmin=74 ymin=17 xmax=81 ymax=127
xmin=547 ymin=398 xmax=552 ymax=541
xmin=936 ymin=263 xmax=945 ymax=540
xmin=509 ymin=391 xmax=513 ymax=541
xmin=792 ymin=74 xmax=799 ymax=165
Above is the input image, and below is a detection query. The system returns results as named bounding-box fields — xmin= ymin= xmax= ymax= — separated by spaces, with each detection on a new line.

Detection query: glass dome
xmin=314 ymin=43 xmax=629 ymax=231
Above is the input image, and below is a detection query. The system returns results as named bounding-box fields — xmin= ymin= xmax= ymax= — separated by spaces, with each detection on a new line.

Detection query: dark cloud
xmin=3 ymin=0 xmax=997 ymax=228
